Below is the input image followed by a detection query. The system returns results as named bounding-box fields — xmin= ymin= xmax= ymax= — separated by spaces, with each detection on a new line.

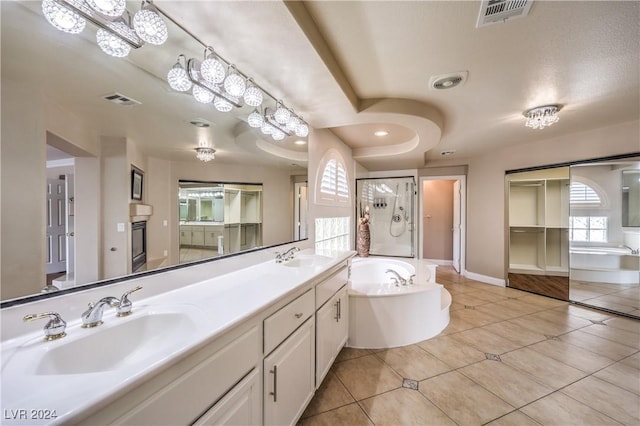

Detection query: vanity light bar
xmin=264 ymin=107 xmax=293 ymax=137
xmin=55 ymin=0 xmax=144 ymax=48
xmin=187 ymin=58 xmax=243 ymax=108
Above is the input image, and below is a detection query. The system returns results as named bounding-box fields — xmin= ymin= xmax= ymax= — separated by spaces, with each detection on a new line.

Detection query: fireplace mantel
xmin=130 ymin=203 xmax=153 ymax=222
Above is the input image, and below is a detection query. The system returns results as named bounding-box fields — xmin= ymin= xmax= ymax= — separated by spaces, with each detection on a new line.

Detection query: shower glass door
xmin=356 ymin=177 xmax=415 ymax=257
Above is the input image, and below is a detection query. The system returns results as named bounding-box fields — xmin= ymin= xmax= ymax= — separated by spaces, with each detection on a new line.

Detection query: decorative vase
xmin=357 ymin=222 xmax=370 ymax=257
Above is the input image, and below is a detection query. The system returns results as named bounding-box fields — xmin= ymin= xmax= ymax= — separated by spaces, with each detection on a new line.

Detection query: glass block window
xmin=570 ymin=216 xmax=608 ymax=242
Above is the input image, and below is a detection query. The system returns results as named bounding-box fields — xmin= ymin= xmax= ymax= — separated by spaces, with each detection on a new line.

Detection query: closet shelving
xmin=224 ymin=185 xmax=262 ymax=253
xmin=508 ymin=178 xmax=569 ymax=276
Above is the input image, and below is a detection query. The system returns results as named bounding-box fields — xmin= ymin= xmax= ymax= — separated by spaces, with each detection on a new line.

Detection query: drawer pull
xmin=270 ymin=365 xmax=278 ymax=402
xmin=294 ymin=313 xmax=303 ymax=319
xmin=338 ymin=298 xmax=342 ymax=321
xmin=334 ymin=301 xmax=339 ymax=322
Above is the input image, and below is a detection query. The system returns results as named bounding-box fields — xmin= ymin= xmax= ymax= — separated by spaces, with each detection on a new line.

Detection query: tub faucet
xmin=620 ymin=245 xmax=640 ymax=255
xmin=386 ymin=269 xmax=407 ymax=286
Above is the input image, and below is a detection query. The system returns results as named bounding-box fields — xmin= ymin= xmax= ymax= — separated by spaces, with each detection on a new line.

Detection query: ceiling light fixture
xmin=167 ymin=55 xmax=192 ymax=92
xmin=41 ymin=0 xmax=168 ymax=54
xmin=194 ymin=146 xmax=216 ymax=162
xmin=374 ymin=130 xmax=389 ymax=137
xmin=523 ymin=104 xmax=561 ymax=130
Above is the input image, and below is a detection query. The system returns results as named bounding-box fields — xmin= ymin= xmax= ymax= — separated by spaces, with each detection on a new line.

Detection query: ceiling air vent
xmin=102 ymin=92 xmax=141 ymax=106
xmin=476 ymin=0 xmax=533 ymax=28
xmin=429 ymin=71 xmax=468 ymax=90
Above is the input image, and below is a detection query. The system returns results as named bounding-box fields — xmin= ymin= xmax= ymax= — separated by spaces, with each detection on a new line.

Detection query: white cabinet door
xmin=193 ymin=369 xmax=261 ymax=426
xmin=180 ymin=226 xmax=192 ymax=245
xmin=264 ymin=318 xmax=315 ymax=426
xmin=191 ymin=227 xmax=205 ymax=246
xmin=315 ymin=285 xmax=348 ymax=387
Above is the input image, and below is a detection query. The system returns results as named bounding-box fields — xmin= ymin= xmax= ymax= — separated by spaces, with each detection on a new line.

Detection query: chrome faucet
xmin=23 ymin=312 xmax=67 ymax=341
xmin=276 ymin=246 xmax=300 ymax=263
xmin=620 ymin=245 xmax=640 ymax=255
xmin=82 ymin=286 xmax=143 ymax=327
xmin=386 ymin=269 xmax=407 ymax=286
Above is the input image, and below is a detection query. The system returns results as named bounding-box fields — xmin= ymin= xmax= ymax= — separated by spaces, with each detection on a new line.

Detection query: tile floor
xmin=300 ymin=266 xmax=640 ymax=426
xmin=570 ymin=280 xmax=640 ymax=317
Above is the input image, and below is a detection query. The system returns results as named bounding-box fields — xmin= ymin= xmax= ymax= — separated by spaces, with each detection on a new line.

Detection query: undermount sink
xmin=282 ymin=254 xmax=332 ymax=268
xmin=4 ymin=307 xmax=205 ymax=377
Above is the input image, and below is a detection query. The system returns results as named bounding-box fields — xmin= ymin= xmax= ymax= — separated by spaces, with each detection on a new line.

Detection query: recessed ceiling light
xmin=374 ymin=130 xmax=389 ymax=137
xmin=294 ymin=140 xmax=307 ymax=145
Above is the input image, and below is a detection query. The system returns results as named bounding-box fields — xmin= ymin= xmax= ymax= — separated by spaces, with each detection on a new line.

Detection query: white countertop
xmin=0 ymin=249 xmax=354 ymax=425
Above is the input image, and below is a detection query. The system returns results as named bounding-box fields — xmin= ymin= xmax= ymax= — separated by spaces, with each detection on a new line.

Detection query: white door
xmin=294 ymin=182 xmax=308 ymax=240
xmin=65 ymin=174 xmax=75 ymax=278
xmin=46 ymin=178 xmax=66 ymax=274
xmin=452 ymin=180 xmax=461 ymax=273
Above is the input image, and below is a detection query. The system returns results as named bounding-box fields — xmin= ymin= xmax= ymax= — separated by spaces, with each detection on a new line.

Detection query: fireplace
xmin=131 ymin=221 xmax=147 ymax=272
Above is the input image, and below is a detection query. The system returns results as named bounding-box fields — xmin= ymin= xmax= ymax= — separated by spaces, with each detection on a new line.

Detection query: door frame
xmin=419 ymin=175 xmax=467 ymax=275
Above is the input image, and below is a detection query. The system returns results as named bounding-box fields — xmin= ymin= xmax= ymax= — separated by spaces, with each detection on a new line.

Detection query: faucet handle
xmin=117 ymin=286 xmax=143 ymax=317
xmin=408 ymin=274 xmax=416 ymax=285
xmin=23 ymin=312 xmax=67 ymax=341
xmin=390 ymin=277 xmax=400 ymax=287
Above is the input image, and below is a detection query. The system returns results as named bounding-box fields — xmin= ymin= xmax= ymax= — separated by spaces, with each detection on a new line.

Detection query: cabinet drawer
xmin=264 ymin=289 xmax=314 ymax=355
xmin=315 ymin=265 xmax=348 ymax=308
xmin=115 ymin=326 xmax=259 ymax=425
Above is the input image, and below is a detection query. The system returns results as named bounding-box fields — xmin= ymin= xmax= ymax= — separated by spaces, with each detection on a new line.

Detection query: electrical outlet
xmin=163 ymin=220 xmax=168 ymax=227
xmin=117 ymin=223 xmax=125 ymax=232
xmin=163 ymin=250 xmax=168 ymax=257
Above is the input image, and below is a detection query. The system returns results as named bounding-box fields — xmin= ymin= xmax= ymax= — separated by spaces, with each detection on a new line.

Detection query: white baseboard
xmin=463 ymin=270 xmax=506 ymax=287
xmin=425 ymin=259 xmax=453 ymax=266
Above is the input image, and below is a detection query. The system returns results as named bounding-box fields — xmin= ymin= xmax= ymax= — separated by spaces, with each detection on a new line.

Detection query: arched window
xmin=570 ymin=182 xmax=601 ymax=204
xmin=569 ymin=180 xmax=607 ymax=242
xmin=316 ymin=150 xmax=350 ymax=205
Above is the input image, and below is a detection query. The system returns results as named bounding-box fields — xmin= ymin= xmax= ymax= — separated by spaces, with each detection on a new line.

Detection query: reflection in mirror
xmin=622 ymin=170 xmax=640 ymax=227
xmin=568 ymin=159 xmax=640 ymax=318
xmin=178 ymin=181 xmax=263 ymax=263
xmin=1 ymin=1 xmax=308 ymax=304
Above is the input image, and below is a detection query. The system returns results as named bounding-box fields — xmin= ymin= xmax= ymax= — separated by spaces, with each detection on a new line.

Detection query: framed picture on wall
xmin=131 ymin=167 xmax=143 ymax=201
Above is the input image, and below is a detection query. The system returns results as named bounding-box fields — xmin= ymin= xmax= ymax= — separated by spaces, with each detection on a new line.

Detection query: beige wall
xmin=147 ymin=157 xmax=172 ymax=263
xmin=466 ymin=119 xmax=640 ymax=281
xmin=423 ymin=180 xmax=454 ymax=261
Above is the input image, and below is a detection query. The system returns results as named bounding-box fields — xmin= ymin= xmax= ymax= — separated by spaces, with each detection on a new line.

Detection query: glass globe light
xmin=167 ymin=60 xmax=192 ymax=92
xmin=86 ymin=0 xmax=126 ymax=17
xmin=274 ymin=104 xmax=291 ymax=124
xmin=201 ymin=52 xmax=226 ymax=85
xmin=272 ymin=129 xmax=285 ymax=141
xmin=193 ymin=85 xmax=214 ymax=104
xmin=286 ymin=115 xmax=300 ymax=132
xmin=295 ymin=122 xmax=309 ymax=137
xmin=247 ymin=109 xmax=264 ymax=128
xmin=261 ymin=122 xmax=274 ymax=135
xmin=42 ymin=0 xmax=86 ymax=34
xmin=213 ymin=97 xmax=233 ymax=113
xmin=243 ymin=84 xmax=263 ymax=107
xmin=133 ymin=5 xmax=168 ymax=45
xmin=96 ymin=28 xmax=131 ymax=58
xmin=224 ymin=67 xmax=246 ymax=97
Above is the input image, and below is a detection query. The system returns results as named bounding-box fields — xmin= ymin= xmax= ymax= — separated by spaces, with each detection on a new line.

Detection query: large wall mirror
xmin=1 ymin=1 xmax=309 ymax=304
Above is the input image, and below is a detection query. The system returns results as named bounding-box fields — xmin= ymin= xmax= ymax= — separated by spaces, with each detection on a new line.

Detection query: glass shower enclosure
xmin=356 ymin=177 xmax=415 ymax=257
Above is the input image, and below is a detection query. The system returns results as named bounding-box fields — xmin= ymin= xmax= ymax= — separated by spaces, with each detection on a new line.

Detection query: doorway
xmin=419 ymin=176 xmax=466 ymax=274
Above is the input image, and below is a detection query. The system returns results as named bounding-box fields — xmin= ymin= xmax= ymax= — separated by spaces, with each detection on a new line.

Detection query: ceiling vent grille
xmin=476 ymin=0 xmax=533 ymax=28
xmin=429 ymin=71 xmax=468 ymax=90
xmin=102 ymin=92 xmax=141 ymax=106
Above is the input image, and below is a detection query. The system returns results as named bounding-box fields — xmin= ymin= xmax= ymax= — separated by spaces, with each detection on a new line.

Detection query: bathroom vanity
xmin=1 ymin=250 xmax=353 ymax=426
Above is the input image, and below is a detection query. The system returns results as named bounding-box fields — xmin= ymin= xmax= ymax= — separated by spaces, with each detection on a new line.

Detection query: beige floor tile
xmin=481 ymin=286 xmax=531 ymax=299
xmin=419 ymin=370 xmax=514 ymax=424
xmin=359 ymin=387 xmax=455 ymax=426
xmin=500 ymin=347 xmax=587 ymax=388
xmin=530 ymin=309 xmax=593 ymax=331
xmin=584 ymin=297 xmax=637 ymax=314
xmin=475 ymin=302 xmax=526 ymax=321
xmin=452 ymin=327 xmax=522 ymax=354
xmin=417 ymin=334 xmax=486 ymax=369
xmin=562 ymin=376 xmax=640 ymax=425
xmin=560 ymin=330 xmax=638 ymax=360
xmin=485 ymin=411 xmax=541 ymax=426
xmin=302 ymin=372 xmax=354 ymax=417
xmin=528 ymin=339 xmax=615 ymax=373
xmin=518 ymin=294 xmax=568 ymax=309
xmin=299 ymin=403 xmax=373 ymax=426
xmin=449 ymin=301 xmax=465 ymax=311
xmin=494 ymin=298 xmax=548 ymax=315
xmin=460 ymin=360 xmax=553 ymax=408
xmin=375 ymin=345 xmax=451 ymax=381
xmin=461 ymin=289 xmax=509 ymax=303
xmin=450 ymin=307 xmax=502 ymax=327
xmin=509 ymin=315 xmax=574 ymax=337
xmin=555 ymin=304 xmax=615 ymax=322
xmin=335 ymin=347 xmax=373 ymax=363
xmin=481 ymin=320 xmax=547 ymax=346
xmin=620 ymin=352 xmax=640 ymax=369
xmin=332 ymin=354 xmax=402 ymax=401
xmin=449 ymin=293 xmax=492 ymax=307
xmin=579 ymin=324 xmax=640 ymax=349
xmin=605 ymin=316 xmax=640 ymax=334
xmin=594 ymin=361 xmax=640 ymax=395
xmin=520 ymin=391 xmax=623 ymax=425
xmin=438 ymin=315 xmax=476 ymax=335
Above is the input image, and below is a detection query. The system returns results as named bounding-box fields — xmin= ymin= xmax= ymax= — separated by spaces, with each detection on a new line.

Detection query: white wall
xmin=466 ymin=119 xmax=640 ymax=281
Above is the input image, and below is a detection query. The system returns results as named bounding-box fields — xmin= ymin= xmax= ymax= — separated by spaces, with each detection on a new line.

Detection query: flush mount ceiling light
xmin=41 ymin=0 xmax=168 ymax=56
xmin=194 ymin=146 xmax=216 ymax=162
xmin=523 ymin=104 xmax=561 ymax=130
